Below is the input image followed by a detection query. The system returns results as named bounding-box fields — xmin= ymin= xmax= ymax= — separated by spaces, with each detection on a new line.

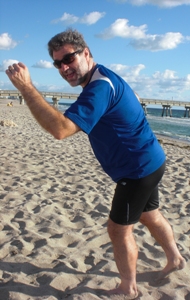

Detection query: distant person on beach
xmin=7 ymin=101 xmax=13 ymax=107
xmin=5 ymin=28 xmax=185 ymax=299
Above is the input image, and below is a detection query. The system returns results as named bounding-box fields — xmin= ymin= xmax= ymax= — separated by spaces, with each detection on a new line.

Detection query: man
xmin=6 ymin=28 xmax=185 ymax=299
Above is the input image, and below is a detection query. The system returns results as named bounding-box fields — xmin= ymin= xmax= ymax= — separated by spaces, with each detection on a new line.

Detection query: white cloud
xmin=51 ymin=11 xmax=105 ymax=26
xmin=51 ymin=13 xmax=79 ymax=25
xmin=109 ymin=63 xmax=145 ymax=78
xmin=32 ymin=60 xmax=53 ymax=69
xmin=97 ymin=19 xmax=187 ymax=51
xmin=151 ymin=69 xmax=185 ymax=94
xmin=113 ymin=0 xmax=190 ymax=8
xmin=153 ymin=69 xmax=178 ymax=80
xmin=97 ymin=19 xmax=147 ymax=39
xmin=80 ymin=12 xmax=106 ymax=25
xmin=108 ymin=63 xmax=190 ymax=100
xmin=184 ymin=74 xmax=190 ymax=89
xmin=0 ymin=33 xmax=18 ymax=50
xmin=0 ymin=59 xmax=19 ymax=72
xmin=130 ymin=32 xmax=184 ymax=51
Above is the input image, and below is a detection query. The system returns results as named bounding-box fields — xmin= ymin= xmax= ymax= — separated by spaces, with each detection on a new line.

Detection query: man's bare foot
xmin=107 ymin=285 xmax=138 ymax=299
xmin=155 ymin=257 xmax=186 ymax=281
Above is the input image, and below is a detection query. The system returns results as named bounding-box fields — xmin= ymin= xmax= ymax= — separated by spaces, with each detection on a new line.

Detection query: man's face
xmin=53 ymin=44 xmax=90 ymax=87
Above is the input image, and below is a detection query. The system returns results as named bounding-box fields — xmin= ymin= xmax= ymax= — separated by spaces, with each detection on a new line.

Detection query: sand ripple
xmin=0 ymin=100 xmax=190 ymax=299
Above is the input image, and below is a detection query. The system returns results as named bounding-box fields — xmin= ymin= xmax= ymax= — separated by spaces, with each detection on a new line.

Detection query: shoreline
xmin=1 ymin=97 xmax=190 ymax=148
xmin=156 ymin=134 xmax=190 ymax=148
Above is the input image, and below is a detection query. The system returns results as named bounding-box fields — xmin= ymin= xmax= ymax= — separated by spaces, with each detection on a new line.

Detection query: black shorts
xmin=109 ymin=161 xmax=166 ymax=225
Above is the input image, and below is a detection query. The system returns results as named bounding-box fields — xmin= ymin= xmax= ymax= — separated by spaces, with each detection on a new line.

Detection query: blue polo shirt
xmin=64 ymin=64 xmax=165 ymax=182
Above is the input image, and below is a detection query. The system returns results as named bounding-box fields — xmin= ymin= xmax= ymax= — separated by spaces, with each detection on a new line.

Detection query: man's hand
xmin=6 ymin=62 xmax=32 ymax=91
xmin=5 ymin=61 xmax=81 ymax=139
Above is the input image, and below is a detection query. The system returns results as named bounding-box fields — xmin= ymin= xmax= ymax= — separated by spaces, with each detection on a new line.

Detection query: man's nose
xmin=60 ymin=63 xmax=69 ymax=71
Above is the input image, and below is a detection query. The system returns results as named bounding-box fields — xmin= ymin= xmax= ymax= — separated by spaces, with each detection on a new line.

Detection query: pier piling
xmin=52 ymin=97 xmax=59 ymax=107
xmin=141 ymin=103 xmax=147 ymax=115
xmin=184 ymin=106 xmax=190 ymax=118
xmin=162 ymin=105 xmax=172 ymax=117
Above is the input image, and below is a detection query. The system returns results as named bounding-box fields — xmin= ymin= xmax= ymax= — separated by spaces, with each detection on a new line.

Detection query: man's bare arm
xmin=5 ymin=62 xmax=80 ymax=139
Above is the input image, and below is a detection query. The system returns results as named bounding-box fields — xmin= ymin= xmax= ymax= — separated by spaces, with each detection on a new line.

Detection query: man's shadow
xmin=0 ymin=259 xmax=119 ymax=300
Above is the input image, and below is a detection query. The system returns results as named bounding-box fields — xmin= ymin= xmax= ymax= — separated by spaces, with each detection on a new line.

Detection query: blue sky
xmin=1 ymin=0 xmax=190 ymax=102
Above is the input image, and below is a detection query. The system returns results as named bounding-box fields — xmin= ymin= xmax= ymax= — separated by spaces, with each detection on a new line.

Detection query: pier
xmin=0 ymin=90 xmax=79 ymax=106
xmin=140 ymin=98 xmax=190 ymax=117
xmin=1 ymin=90 xmax=190 ymax=117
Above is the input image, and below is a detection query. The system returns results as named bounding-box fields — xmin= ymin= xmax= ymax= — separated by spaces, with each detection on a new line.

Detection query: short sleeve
xmin=64 ymin=79 xmax=114 ymax=134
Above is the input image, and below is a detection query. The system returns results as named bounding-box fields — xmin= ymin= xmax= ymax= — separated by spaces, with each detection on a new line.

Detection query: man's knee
xmin=107 ymin=218 xmax=134 ymax=242
xmin=139 ymin=208 xmax=161 ymax=226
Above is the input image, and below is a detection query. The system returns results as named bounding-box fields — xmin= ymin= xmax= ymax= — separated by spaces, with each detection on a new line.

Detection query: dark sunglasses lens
xmin=53 ymin=51 xmax=80 ymax=68
xmin=53 ymin=61 xmax=61 ymax=69
xmin=63 ymin=54 xmax=75 ymax=64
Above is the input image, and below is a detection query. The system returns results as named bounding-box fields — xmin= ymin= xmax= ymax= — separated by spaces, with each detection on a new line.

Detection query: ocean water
xmin=146 ymin=108 xmax=190 ymax=143
xmin=54 ymin=100 xmax=190 ymax=144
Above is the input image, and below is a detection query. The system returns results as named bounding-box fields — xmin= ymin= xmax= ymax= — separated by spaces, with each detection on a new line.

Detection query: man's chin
xmin=68 ymin=81 xmax=79 ymax=87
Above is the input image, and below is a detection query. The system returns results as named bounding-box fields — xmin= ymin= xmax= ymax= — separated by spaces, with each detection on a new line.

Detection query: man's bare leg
xmin=107 ymin=218 xmax=138 ymax=298
xmin=139 ymin=208 xmax=186 ymax=280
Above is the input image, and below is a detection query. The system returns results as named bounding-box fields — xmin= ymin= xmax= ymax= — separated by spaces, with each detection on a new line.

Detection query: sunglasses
xmin=53 ymin=50 xmax=82 ymax=69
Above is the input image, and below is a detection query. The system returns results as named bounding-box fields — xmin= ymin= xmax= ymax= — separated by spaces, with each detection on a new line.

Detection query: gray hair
xmin=47 ymin=28 xmax=93 ymax=58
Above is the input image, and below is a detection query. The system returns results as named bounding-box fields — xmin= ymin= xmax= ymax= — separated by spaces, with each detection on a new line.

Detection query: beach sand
xmin=0 ymin=99 xmax=190 ymax=300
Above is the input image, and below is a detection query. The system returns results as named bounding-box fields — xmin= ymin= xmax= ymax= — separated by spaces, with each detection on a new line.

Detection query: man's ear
xmin=84 ymin=47 xmax=90 ymax=59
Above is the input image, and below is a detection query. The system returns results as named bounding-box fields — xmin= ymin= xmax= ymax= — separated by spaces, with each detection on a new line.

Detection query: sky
xmin=0 ymin=0 xmax=190 ymax=102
